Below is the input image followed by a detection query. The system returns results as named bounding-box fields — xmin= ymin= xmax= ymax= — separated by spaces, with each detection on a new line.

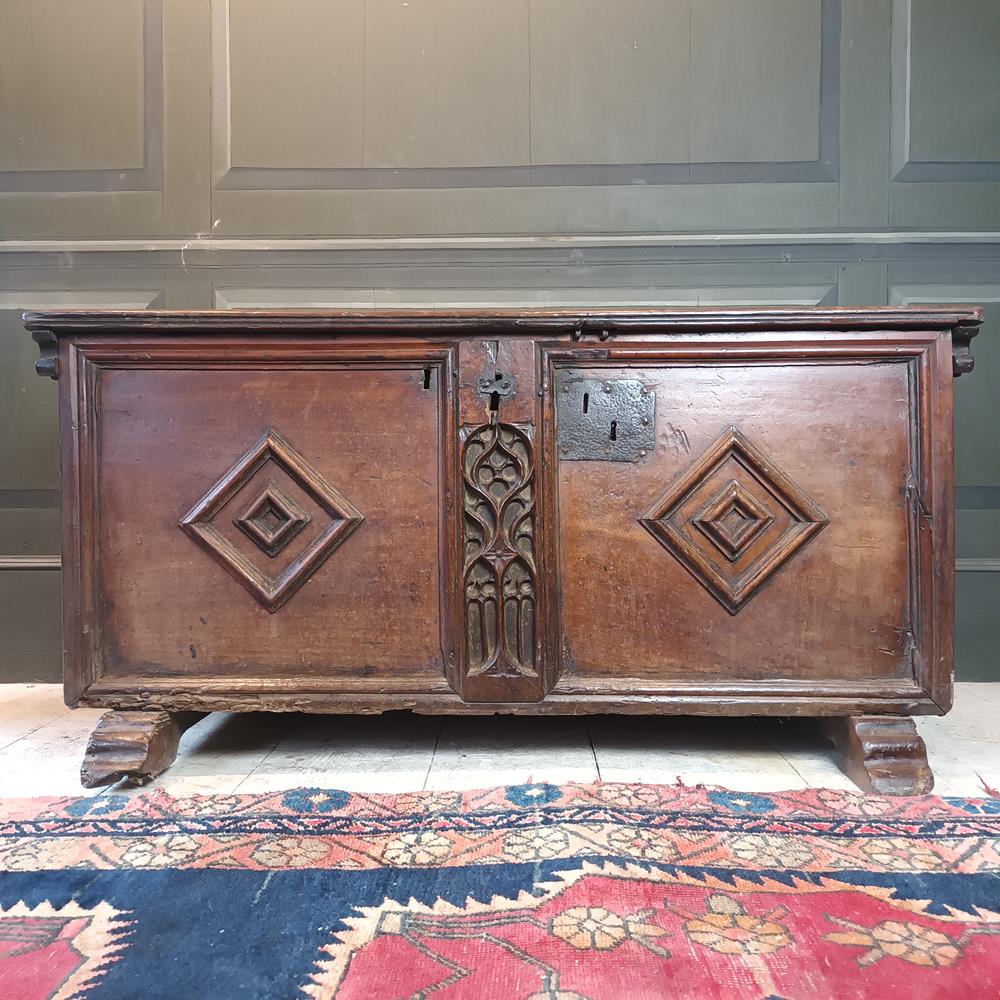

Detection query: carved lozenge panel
xmin=640 ymin=427 xmax=828 ymax=614
xmin=180 ymin=429 xmax=363 ymax=612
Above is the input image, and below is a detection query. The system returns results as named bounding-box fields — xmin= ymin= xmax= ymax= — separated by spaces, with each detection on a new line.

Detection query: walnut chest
xmin=26 ymin=307 xmax=982 ymax=793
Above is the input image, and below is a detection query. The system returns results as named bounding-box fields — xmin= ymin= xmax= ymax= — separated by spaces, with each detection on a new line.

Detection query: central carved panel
xmin=692 ymin=480 xmax=773 ymax=562
xmin=234 ymin=483 xmax=311 ymax=557
xmin=640 ymin=427 xmax=828 ymax=614
xmin=461 ymin=421 xmax=537 ymax=679
xmin=180 ymin=430 xmax=363 ymax=612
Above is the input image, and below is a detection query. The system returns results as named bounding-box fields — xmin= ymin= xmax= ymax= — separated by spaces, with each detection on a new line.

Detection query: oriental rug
xmin=1 ymin=782 xmax=999 ymax=999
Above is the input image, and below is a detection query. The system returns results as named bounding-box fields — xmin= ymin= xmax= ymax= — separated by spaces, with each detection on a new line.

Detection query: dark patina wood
xmin=823 ymin=715 xmax=934 ymax=796
xmin=25 ymin=306 xmax=981 ymax=794
xmin=80 ymin=711 xmax=203 ymax=788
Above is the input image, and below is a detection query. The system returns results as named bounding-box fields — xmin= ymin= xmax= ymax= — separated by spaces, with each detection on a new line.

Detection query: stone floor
xmin=1 ymin=682 xmax=998 ymax=799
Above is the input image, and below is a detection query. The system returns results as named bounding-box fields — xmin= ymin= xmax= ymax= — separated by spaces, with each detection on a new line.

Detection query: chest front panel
xmin=551 ymin=358 xmax=915 ymax=689
xmin=43 ymin=311 xmax=962 ymax=717
xmin=95 ymin=360 xmax=447 ymax=683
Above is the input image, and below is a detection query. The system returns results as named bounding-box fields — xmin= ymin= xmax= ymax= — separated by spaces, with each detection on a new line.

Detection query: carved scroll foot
xmin=80 ymin=711 xmax=204 ymax=788
xmin=823 ymin=715 xmax=934 ymax=796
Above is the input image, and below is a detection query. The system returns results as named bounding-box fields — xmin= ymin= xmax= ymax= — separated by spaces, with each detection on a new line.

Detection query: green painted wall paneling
xmin=0 ymin=0 xmax=997 ymax=680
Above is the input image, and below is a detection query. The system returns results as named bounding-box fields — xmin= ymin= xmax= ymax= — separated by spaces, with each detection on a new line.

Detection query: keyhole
xmin=422 ymin=367 xmax=432 ymax=390
xmin=609 ymin=420 xmax=617 ymax=441
xmin=582 ymin=392 xmax=589 ymax=414
xmin=489 ymin=391 xmax=500 ymax=412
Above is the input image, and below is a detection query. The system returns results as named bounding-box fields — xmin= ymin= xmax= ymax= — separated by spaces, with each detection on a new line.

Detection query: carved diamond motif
xmin=235 ymin=484 xmax=310 ymax=557
xmin=639 ymin=427 xmax=828 ymax=614
xmin=692 ymin=480 xmax=773 ymax=562
xmin=180 ymin=430 xmax=363 ymax=612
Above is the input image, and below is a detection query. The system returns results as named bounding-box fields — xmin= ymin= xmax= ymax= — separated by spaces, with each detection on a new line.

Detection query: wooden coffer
xmin=26 ymin=307 xmax=982 ymax=792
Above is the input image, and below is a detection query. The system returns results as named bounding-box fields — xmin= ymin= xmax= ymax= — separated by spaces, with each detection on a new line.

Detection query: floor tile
xmin=230 ymin=712 xmax=442 ymax=794
xmin=163 ymin=712 xmax=292 ymax=777
xmin=0 ymin=683 xmax=64 ymax=708
xmin=3 ymin=705 xmax=103 ymax=755
xmin=0 ymin=744 xmax=104 ymax=798
xmin=773 ymin=755 xmax=858 ymax=792
xmin=0 ymin=702 xmax=105 ymax=797
xmin=918 ymin=683 xmax=1000 ymax=747
xmin=0 ymin=772 xmax=105 ymax=798
xmin=110 ymin=773 xmax=249 ymax=799
xmin=591 ymin=715 xmax=824 ymax=792
xmin=923 ymin=762 xmax=1000 ymax=799
xmin=425 ymin=716 xmax=598 ymax=791
xmin=0 ymin=694 xmax=73 ymax=749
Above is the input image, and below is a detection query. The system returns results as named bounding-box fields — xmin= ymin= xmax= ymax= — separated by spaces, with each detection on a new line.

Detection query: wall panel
xmin=366 ymin=0 xmax=530 ymax=168
xmin=0 ymin=0 xmax=147 ymax=176
xmin=529 ymin=0 xmax=689 ymax=166
xmin=227 ymin=0 xmax=365 ymax=169
xmin=1 ymin=0 xmax=999 ymax=680
xmin=0 ymin=0 xmax=209 ymax=238
xmin=210 ymin=0 xmax=841 ymax=231
xmin=691 ymin=0 xmax=822 ymax=164
xmin=889 ymin=0 xmax=1000 ymax=226
xmin=905 ymin=0 xmax=1000 ymax=167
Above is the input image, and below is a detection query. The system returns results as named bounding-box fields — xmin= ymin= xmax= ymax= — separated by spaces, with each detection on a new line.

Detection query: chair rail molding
xmin=2 ymin=232 xmax=1000 ymax=254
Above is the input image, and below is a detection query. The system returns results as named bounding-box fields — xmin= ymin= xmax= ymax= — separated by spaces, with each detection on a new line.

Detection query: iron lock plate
xmin=556 ymin=377 xmax=655 ymax=461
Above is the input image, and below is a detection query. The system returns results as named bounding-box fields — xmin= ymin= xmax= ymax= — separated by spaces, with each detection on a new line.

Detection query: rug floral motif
xmin=0 ymin=782 xmax=998 ymax=998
